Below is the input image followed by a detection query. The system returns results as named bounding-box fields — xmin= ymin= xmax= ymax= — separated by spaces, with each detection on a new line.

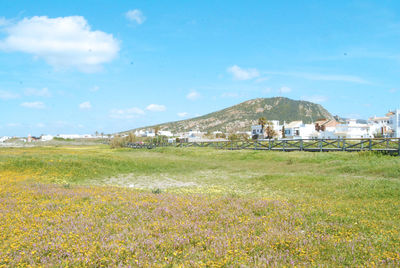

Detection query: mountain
xmin=127 ymin=97 xmax=333 ymax=133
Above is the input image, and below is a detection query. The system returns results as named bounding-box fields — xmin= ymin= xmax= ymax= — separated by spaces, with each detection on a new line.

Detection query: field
xmin=0 ymin=146 xmax=400 ymax=266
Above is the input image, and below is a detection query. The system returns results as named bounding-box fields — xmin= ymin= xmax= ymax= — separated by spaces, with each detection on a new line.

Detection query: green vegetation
xmin=0 ymin=146 xmax=399 ymax=266
xmin=127 ymin=97 xmax=333 ymax=133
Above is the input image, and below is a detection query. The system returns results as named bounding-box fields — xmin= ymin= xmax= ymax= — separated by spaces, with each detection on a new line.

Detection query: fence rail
xmin=126 ymin=138 xmax=400 ymax=155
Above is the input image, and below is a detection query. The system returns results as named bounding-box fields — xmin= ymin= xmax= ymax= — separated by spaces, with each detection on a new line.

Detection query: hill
xmin=129 ymin=97 xmax=333 ymax=133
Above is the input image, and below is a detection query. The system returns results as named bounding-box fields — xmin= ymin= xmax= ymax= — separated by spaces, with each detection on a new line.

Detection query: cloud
xmin=177 ymin=112 xmax=189 ymax=118
xmin=227 ymin=65 xmax=259 ymax=80
xmin=279 ymin=86 xmax=292 ymax=93
xmin=221 ymin=92 xmax=239 ymax=98
xmin=301 ymin=95 xmax=328 ymax=103
xmin=109 ymin=107 xmax=145 ymax=119
xmin=254 ymin=77 xmax=269 ymax=83
xmin=125 ymin=9 xmax=146 ymax=24
xmin=24 ymin=87 xmax=51 ymax=97
xmin=0 ymin=17 xmax=9 ymax=26
xmin=79 ymin=101 xmax=92 ymax=109
xmin=265 ymin=71 xmax=369 ymax=84
xmin=90 ymin=85 xmax=100 ymax=92
xmin=36 ymin=123 xmax=45 ymax=128
xmin=186 ymin=90 xmax=200 ymax=100
xmin=0 ymin=90 xmax=19 ymax=100
xmin=7 ymin=123 xmax=21 ymax=127
xmin=20 ymin=101 xmax=45 ymax=109
xmin=0 ymin=16 xmax=120 ymax=72
xmin=146 ymin=104 xmax=166 ymax=112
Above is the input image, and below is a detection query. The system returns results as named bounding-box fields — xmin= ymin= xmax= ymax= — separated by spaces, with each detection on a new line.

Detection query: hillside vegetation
xmin=128 ymin=97 xmax=333 ymax=133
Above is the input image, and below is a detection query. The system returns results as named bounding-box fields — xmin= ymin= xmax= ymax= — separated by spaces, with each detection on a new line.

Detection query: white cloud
xmin=20 ymin=101 xmax=45 ymax=109
xmin=146 ymin=104 xmax=166 ymax=112
xmin=125 ymin=9 xmax=146 ymax=24
xmin=177 ymin=112 xmax=189 ymax=118
xmin=279 ymin=86 xmax=292 ymax=93
xmin=25 ymin=87 xmax=51 ymax=97
xmin=7 ymin=123 xmax=21 ymax=127
xmin=90 ymin=85 xmax=99 ymax=92
xmin=79 ymin=101 xmax=92 ymax=109
xmin=0 ymin=17 xmax=9 ymax=26
xmin=36 ymin=123 xmax=45 ymax=128
xmin=221 ymin=92 xmax=239 ymax=98
xmin=109 ymin=107 xmax=145 ymax=119
xmin=0 ymin=90 xmax=19 ymax=100
xmin=186 ymin=90 xmax=200 ymax=100
xmin=227 ymin=65 xmax=259 ymax=80
xmin=301 ymin=95 xmax=328 ymax=103
xmin=265 ymin=71 xmax=369 ymax=84
xmin=0 ymin=16 xmax=120 ymax=72
xmin=254 ymin=77 xmax=269 ymax=83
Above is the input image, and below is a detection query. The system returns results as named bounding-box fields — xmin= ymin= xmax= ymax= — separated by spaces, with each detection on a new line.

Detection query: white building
xmin=335 ymin=119 xmax=372 ymax=139
xmin=251 ymin=120 xmax=282 ymax=139
xmin=158 ymin=130 xmax=174 ymax=137
xmin=251 ymin=125 xmax=263 ymax=137
xmin=58 ymin=134 xmax=93 ymax=139
xmin=368 ymin=115 xmax=391 ymax=137
xmin=0 ymin=136 xmax=11 ymax=143
xmin=284 ymin=121 xmax=315 ymax=139
xmin=41 ymin=135 xmax=54 ymax=141
xmin=389 ymin=110 xmax=400 ymax=138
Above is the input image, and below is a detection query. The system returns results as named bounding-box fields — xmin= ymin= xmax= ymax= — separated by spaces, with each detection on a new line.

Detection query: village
xmin=2 ymin=109 xmax=398 ymax=144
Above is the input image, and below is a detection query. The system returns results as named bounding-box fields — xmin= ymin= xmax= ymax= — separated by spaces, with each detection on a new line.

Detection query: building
xmin=0 ymin=136 xmax=11 ymax=143
xmin=41 ymin=135 xmax=54 ymax=141
xmin=335 ymin=119 xmax=372 ymax=139
xmin=368 ymin=115 xmax=391 ymax=137
xmin=283 ymin=121 xmax=315 ymax=139
xmin=251 ymin=125 xmax=264 ymax=138
xmin=389 ymin=110 xmax=400 ymax=138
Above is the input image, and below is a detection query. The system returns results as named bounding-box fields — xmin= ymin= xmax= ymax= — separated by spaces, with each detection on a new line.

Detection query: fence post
xmin=398 ymin=139 xmax=400 ymax=156
xmin=369 ymin=139 xmax=372 ymax=151
xmin=319 ymin=139 xmax=323 ymax=152
xmin=300 ymin=139 xmax=303 ymax=151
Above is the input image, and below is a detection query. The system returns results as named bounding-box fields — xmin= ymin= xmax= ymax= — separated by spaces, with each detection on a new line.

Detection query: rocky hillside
xmin=128 ymin=97 xmax=333 ymax=133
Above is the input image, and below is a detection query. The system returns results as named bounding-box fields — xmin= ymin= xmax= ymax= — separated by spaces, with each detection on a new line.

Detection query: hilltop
xmin=128 ymin=97 xmax=333 ymax=133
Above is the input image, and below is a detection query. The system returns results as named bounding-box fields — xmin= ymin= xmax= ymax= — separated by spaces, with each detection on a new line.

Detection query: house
xmin=158 ymin=130 xmax=174 ymax=137
xmin=335 ymin=119 xmax=372 ymax=139
xmin=389 ymin=110 xmax=400 ymax=138
xmin=314 ymin=118 xmax=340 ymax=139
xmin=251 ymin=120 xmax=282 ymax=139
xmin=368 ymin=115 xmax=391 ymax=137
xmin=41 ymin=135 xmax=54 ymax=141
xmin=283 ymin=121 xmax=315 ymax=139
xmin=0 ymin=136 xmax=11 ymax=143
xmin=251 ymin=125 xmax=264 ymax=138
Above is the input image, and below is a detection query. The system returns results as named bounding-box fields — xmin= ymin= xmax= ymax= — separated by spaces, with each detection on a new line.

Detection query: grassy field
xmin=0 ymin=146 xmax=399 ymax=266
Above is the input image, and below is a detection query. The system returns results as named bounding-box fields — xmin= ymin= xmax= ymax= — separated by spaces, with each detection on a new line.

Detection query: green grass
xmin=0 ymin=146 xmax=399 ymax=265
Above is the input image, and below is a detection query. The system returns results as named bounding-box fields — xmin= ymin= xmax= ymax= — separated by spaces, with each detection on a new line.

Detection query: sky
xmin=0 ymin=0 xmax=400 ymax=136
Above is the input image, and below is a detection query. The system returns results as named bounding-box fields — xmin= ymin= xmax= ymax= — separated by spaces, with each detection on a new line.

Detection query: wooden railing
xmin=125 ymin=138 xmax=400 ymax=155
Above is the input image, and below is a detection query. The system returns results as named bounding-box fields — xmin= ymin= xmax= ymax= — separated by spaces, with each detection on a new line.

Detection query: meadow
xmin=0 ymin=145 xmax=399 ymax=266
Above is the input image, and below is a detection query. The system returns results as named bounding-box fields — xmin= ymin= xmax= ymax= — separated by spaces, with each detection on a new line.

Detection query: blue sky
xmin=1 ymin=0 xmax=400 ymax=136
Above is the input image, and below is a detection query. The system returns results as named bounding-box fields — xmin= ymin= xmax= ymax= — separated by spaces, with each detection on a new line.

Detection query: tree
xmin=154 ymin=126 xmax=160 ymax=136
xmin=282 ymin=126 xmax=286 ymax=138
xmin=258 ymin=117 xmax=267 ymax=133
xmin=265 ymin=124 xmax=277 ymax=139
xmin=315 ymin=123 xmax=321 ymax=132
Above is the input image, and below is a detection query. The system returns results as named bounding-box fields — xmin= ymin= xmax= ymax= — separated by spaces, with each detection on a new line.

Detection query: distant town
xmin=1 ymin=109 xmax=400 ymax=145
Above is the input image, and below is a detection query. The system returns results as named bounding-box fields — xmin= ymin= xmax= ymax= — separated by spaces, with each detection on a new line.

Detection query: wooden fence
xmin=126 ymin=138 xmax=400 ymax=155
